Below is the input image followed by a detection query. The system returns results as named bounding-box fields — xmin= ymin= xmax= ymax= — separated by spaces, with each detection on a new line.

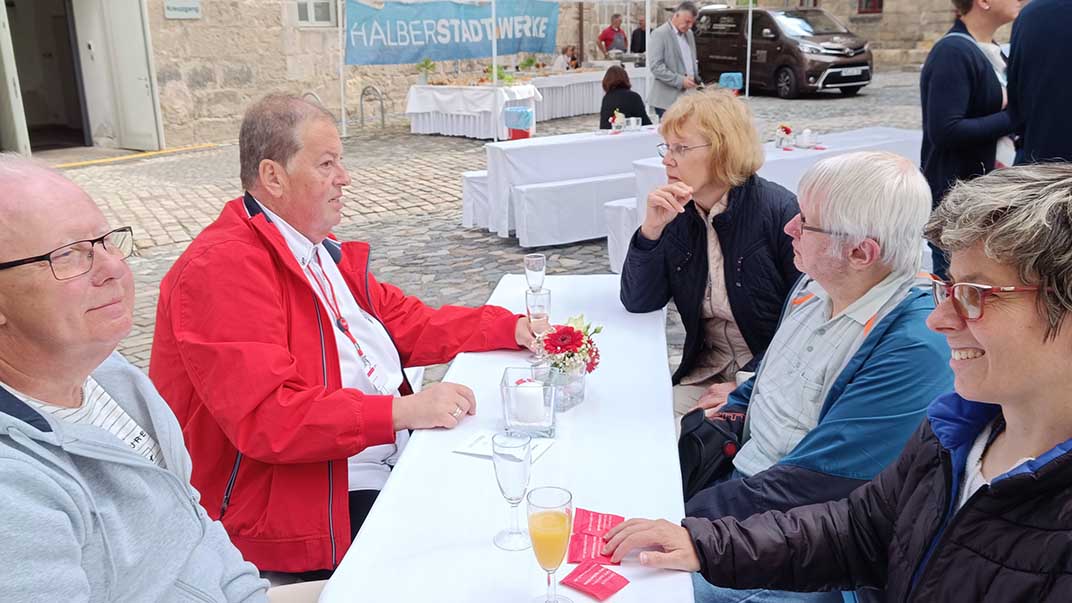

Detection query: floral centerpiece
xmin=536 ymin=315 xmax=602 ymax=410
xmin=775 ymin=123 xmax=794 ymax=148
xmin=609 ymin=109 xmax=627 ymax=131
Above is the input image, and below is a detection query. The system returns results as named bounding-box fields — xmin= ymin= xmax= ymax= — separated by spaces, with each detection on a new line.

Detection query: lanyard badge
xmin=310 ymin=255 xmax=391 ymax=395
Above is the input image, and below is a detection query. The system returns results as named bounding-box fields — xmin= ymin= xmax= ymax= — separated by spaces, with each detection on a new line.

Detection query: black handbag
xmin=678 ymin=408 xmax=746 ymax=501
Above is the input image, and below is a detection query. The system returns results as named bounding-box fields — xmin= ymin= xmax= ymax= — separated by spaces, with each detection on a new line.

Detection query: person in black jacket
xmin=1008 ymin=0 xmax=1072 ymax=164
xmin=619 ymin=89 xmax=799 ymax=422
xmin=598 ymin=66 xmax=651 ymax=130
xmin=604 ymin=163 xmax=1072 ymax=603
xmin=919 ymin=0 xmax=1022 ymax=278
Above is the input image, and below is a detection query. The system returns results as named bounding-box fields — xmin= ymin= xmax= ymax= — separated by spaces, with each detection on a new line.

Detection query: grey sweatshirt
xmin=0 ymin=352 xmax=268 ymax=602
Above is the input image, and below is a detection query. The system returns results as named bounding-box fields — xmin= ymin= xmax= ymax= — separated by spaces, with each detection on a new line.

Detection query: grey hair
xmin=611 ymin=13 xmax=622 ymax=20
xmin=798 ymin=151 xmax=932 ymax=275
xmin=239 ymin=94 xmax=337 ymax=190
xmin=926 ymin=163 xmax=1072 ymax=341
xmin=676 ymin=1 xmax=698 ymax=16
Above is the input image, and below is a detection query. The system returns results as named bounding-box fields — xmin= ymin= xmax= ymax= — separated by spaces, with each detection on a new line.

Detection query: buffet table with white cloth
xmin=320 ymin=274 xmax=692 ymax=603
xmin=531 ymin=67 xmax=649 ymax=122
xmin=407 ymin=84 xmax=543 ymax=140
xmin=477 ymin=128 xmax=662 ymax=241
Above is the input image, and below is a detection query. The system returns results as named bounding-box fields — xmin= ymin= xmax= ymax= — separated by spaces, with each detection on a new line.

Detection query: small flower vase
xmin=417 ymin=72 xmax=428 ymax=85
xmin=554 ymin=367 xmax=586 ymax=411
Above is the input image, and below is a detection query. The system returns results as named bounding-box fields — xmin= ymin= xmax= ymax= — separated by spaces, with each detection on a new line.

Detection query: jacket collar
xmin=927 ymin=392 xmax=1072 ymax=480
xmin=0 ymin=384 xmax=52 ymax=433
xmin=242 ymin=192 xmax=343 ymax=265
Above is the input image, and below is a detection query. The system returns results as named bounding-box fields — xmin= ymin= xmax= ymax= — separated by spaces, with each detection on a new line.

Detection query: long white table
xmin=479 ymin=128 xmax=663 ymax=240
xmin=531 ymin=67 xmax=649 ymax=122
xmin=320 ymin=274 xmax=691 ymax=603
xmin=407 ymin=84 xmax=543 ymax=140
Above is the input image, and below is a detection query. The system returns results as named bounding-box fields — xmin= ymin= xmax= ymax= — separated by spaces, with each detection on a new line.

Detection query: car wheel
xmin=839 ymin=87 xmax=861 ymax=97
xmin=776 ymin=67 xmax=799 ymax=99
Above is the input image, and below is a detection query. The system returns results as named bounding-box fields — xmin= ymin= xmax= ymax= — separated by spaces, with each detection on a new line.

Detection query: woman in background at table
xmin=551 ymin=45 xmax=578 ymax=72
xmin=920 ymin=0 xmax=1022 ymax=278
xmin=619 ymin=89 xmax=800 ymax=422
xmin=603 ymin=163 xmax=1072 ymax=603
xmin=599 ymin=66 xmax=652 ymax=130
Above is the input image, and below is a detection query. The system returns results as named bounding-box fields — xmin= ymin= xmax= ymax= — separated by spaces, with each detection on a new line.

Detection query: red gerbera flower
xmin=543 ymin=326 xmax=584 ymax=355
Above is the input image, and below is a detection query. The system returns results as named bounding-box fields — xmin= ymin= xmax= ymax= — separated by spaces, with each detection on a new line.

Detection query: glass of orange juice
xmin=526 ymin=486 xmax=573 ymax=603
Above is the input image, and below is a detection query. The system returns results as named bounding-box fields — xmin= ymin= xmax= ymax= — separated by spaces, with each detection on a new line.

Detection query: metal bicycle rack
xmin=359 ymin=85 xmax=386 ymax=129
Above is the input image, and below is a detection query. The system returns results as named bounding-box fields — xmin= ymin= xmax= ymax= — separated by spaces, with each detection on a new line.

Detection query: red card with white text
xmin=568 ymin=532 xmax=618 ymax=565
xmin=573 ymin=508 xmax=624 ymax=537
xmin=561 ymin=561 xmax=630 ymax=601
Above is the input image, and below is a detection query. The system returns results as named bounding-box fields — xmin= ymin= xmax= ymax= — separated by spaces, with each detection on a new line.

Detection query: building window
xmin=858 ymin=0 xmax=882 ymax=13
xmin=297 ymin=1 xmax=336 ymax=26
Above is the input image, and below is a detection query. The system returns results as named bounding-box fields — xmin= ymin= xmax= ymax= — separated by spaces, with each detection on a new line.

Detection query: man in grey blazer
xmin=648 ymin=1 xmax=700 ymax=117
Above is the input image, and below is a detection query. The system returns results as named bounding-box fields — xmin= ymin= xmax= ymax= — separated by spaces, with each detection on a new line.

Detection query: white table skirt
xmin=406 ymin=84 xmax=543 ymax=140
xmin=320 ymin=274 xmax=691 ymax=603
xmin=482 ymin=128 xmax=662 ymax=239
xmin=531 ymin=67 xmax=648 ymax=122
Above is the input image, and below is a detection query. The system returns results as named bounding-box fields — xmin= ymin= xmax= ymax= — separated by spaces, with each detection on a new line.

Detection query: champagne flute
xmin=492 ymin=433 xmax=532 ymax=551
xmin=526 ymin=289 xmax=552 ymax=338
xmin=527 ymin=487 xmax=573 ymax=603
xmin=524 ymin=254 xmax=546 ymax=292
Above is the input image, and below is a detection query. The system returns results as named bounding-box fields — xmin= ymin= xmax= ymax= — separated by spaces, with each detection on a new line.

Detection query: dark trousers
xmin=283 ymin=489 xmax=380 ymax=582
xmin=654 ymin=106 xmax=666 ymax=118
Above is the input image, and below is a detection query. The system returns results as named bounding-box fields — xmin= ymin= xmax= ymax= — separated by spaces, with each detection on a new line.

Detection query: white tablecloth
xmin=320 ymin=274 xmax=691 ymax=603
xmin=406 ymin=84 xmax=543 ymax=140
xmin=482 ymin=128 xmax=663 ymax=238
xmin=633 ymin=127 xmax=924 ymax=215
xmin=530 ymin=67 xmax=648 ymax=122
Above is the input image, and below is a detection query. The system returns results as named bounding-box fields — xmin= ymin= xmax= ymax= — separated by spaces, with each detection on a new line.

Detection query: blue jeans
xmin=692 ymin=573 xmax=846 ymax=603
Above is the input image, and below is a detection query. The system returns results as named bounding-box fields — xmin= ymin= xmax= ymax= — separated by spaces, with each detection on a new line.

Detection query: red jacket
xmin=149 ymin=196 xmax=522 ymax=572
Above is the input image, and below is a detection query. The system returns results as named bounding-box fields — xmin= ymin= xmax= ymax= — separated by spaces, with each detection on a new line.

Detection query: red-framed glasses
xmin=931 ymin=280 xmax=1041 ymax=321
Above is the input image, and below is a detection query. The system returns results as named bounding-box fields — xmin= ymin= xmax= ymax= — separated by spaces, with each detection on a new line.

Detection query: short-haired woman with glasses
xmin=620 ymin=89 xmax=800 ymax=422
xmin=604 ymin=162 xmax=1072 ymax=601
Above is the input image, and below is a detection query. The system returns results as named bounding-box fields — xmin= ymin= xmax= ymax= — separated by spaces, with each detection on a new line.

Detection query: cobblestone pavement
xmin=62 ymin=71 xmax=922 ymax=382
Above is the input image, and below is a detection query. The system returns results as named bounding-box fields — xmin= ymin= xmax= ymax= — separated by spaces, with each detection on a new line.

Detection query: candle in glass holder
xmin=513 ymin=381 xmax=546 ymax=424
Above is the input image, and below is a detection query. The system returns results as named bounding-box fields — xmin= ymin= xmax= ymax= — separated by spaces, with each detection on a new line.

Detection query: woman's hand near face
xmin=640 ymin=182 xmax=692 ymax=241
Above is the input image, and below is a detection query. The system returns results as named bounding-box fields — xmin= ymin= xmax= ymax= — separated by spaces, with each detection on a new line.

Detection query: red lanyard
xmin=309 ymin=253 xmax=378 ymax=371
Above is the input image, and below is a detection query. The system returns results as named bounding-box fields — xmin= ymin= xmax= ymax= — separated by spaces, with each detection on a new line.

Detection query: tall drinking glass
xmin=527 ymin=487 xmax=573 ymax=603
xmin=524 ymin=254 xmax=546 ymax=292
xmin=492 ymin=433 xmax=532 ymax=551
xmin=526 ymin=289 xmax=552 ymax=338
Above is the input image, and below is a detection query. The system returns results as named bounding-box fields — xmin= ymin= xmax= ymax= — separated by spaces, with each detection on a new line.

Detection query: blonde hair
xmin=659 ymin=89 xmax=764 ymax=189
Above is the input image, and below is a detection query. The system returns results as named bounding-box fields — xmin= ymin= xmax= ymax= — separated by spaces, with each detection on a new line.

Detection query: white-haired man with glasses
xmin=0 ymin=157 xmax=267 ymax=601
xmin=664 ymin=151 xmax=954 ymax=603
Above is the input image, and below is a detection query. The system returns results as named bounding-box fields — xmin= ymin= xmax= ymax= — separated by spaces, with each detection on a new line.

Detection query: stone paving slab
xmin=62 ymin=71 xmax=922 ymax=383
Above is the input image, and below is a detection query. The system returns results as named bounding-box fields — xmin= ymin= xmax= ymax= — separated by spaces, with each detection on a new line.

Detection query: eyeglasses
xmin=0 ymin=227 xmax=135 ymax=281
xmin=799 ymin=213 xmax=848 ymax=237
xmin=931 ymin=280 xmax=1041 ymax=321
xmin=656 ymin=142 xmax=712 ymax=159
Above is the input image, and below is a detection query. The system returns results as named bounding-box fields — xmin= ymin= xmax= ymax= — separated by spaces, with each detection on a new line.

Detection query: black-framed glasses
xmin=656 ymin=142 xmax=712 ymax=159
xmin=0 ymin=227 xmax=135 ymax=281
xmin=931 ymin=280 xmax=1042 ymax=322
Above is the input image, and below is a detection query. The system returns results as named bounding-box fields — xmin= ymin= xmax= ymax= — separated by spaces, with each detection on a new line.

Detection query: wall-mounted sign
xmin=165 ymin=0 xmax=202 ymax=20
xmin=346 ymin=0 xmax=559 ymax=66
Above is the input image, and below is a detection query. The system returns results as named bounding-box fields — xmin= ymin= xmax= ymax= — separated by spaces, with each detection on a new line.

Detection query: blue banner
xmin=346 ymin=0 xmax=559 ymax=66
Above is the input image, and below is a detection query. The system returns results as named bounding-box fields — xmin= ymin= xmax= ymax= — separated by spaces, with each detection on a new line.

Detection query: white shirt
xmin=957 ymin=419 xmax=1035 ymax=511
xmin=257 ymin=201 xmax=408 ymax=491
xmin=2 ymin=377 xmax=165 ymax=467
xmin=734 ymin=271 xmax=915 ymax=477
xmin=675 ymin=30 xmax=695 ymax=79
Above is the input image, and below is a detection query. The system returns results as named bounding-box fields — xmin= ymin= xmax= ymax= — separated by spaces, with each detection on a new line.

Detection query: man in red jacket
xmin=149 ymin=94 xmax=539 ymax=579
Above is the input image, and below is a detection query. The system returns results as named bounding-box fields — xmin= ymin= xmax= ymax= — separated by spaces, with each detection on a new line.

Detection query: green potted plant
xmin=415 ymin=58 xmax=435 ymax=85
xmin=519 ymin=55 xmax=537 ymax=72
